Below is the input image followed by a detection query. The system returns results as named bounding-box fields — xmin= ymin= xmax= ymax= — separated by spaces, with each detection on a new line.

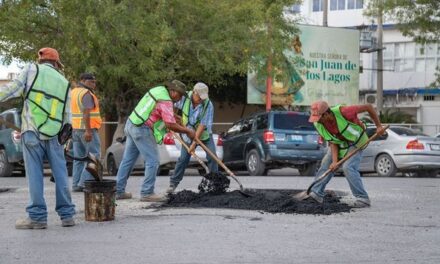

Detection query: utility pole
xmin=323 ymin=0 xmax=328 ymax=27
xmin=376 ymin=0 xmax=384 ymax=112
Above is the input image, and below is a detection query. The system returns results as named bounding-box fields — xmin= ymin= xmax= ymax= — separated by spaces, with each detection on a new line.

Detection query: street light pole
xmin=376 ymin=0 xmax=384 ymax=112
xmin=323 ymin=0 xmax=328 ymax=27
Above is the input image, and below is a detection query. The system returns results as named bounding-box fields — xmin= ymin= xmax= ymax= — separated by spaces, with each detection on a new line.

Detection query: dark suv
xmin=222 ymin=111 xmax=326 ymax=176
xmin=0 ymin=108 xmax=23 ymax=177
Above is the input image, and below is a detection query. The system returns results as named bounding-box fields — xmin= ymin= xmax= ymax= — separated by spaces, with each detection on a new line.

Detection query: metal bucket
xmin=84 ymin=180 xmax=116 ymax=222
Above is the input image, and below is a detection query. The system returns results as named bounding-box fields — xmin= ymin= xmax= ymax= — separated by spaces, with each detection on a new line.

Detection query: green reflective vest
xmin=25 ymin=64 xmax=70 ymax=137
xmin=129 ymin=86 xmax=171 ymax=144
xmin=182 ymin=91 xmax=210 ymax=141
xmin=314 ymin=105 xmax=368 ymax=158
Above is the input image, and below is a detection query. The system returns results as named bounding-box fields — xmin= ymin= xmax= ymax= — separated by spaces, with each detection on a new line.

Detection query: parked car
xmin=0 ymin=108 xmax=74 ymax=177
xmin=0 ymin=108 xmax=23 ymax=177
xmin=105 ymin=132 xmax=224 ymax=176
xmin=359 ymin=126 xmax=440 ymax=177
xmin=221 ymin=111 xmax=326 ymax=176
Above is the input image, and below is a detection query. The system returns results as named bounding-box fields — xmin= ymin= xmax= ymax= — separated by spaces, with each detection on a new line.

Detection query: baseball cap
xmin=193 ymin=82 xmax=209 ymax=100
xmin=166 ymin=80 xmax=187 ymax=95
xmin=80 ymin=73 xmax=96 ymax=81
xmin=309 ymin=100 xmax=329 ymax=122
xmin=38 ymin=47 xmax=64 ymax=68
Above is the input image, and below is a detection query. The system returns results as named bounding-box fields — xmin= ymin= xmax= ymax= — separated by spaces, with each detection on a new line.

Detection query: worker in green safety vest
xmin=0 ymin=47 xmax=75 ymax=229
xmin=115 ymin=80 xmax=195 ymax=203
xmin=301 ymin=100 xmax=386 ymax=208
xmin=166 ymin=82 xmax=218 ymax=193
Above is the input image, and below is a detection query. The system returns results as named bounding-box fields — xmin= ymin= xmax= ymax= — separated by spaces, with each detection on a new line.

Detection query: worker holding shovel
xmin=0 ymin=48 xmax=76 ymax=229
xmin=115 ymin=80 xmax=195 ymax=202
xmin=166 ymin=82 xmax=218 ymax=194
xmin=297 ymin=101 xmax=386 ymax=208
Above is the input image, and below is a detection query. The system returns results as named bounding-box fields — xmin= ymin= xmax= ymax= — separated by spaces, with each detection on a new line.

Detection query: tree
xmin=366 ymin=0 xmax=440 ymax=84
xmin=0 ymin=0 xmax=301 ymax=123
xmin=362 ymin=108 xmax=416 ymax=124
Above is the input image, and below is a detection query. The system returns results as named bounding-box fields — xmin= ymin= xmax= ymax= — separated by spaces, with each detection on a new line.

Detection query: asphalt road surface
xmin=1 ymin=171 xmax=439 ymax=264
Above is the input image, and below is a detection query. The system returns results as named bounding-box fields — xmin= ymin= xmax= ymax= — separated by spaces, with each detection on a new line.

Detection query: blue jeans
xmin=170 ymin=135 xmax=219 ymax=187
xmin=72 ymin=129 xmax=101 ymax=188
xmin=311 ymin=146 xmax=369 ymax=199
xmin=116 ymin=120 xmax=159 ymax=196
xmin=21 ymin=131 xmax=76 ymax=222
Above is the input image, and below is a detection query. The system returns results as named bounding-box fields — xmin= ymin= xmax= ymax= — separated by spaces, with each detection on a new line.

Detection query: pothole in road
xmin=161 ymin=189 xmax=352 ymax=215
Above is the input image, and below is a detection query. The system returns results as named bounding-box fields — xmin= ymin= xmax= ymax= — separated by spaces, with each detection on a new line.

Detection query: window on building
xmin=288 ymin=4 xmax=301 ymax=13
xmin=313 ymin=0 xmax=324 ymax=12
xmin=384 ymin=41 xmax=439 ymax=73
xmin=330 ymin=0 xmax=346 ymax=10
xmin=416 ymin=59 xmax=425 ymax=72
xmin=356 ymin=0 xmax=363 ymax=8
xmin=424 ymin=95 xmax=435 ymax=101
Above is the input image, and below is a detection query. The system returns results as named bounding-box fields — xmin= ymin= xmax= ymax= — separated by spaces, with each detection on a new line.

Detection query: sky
xmin=0 ymin=58 xmax=22 ymax=79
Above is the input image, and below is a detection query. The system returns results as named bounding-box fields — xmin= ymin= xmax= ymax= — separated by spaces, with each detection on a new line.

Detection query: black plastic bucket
xmin=84 ymin=180 xmax=116 ymax=222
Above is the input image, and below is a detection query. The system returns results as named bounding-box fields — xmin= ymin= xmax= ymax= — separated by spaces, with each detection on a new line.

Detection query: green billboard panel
xmin=247 ymin=25 xmax=360 ymax=106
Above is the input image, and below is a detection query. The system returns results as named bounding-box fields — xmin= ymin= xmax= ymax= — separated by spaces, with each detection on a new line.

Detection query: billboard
xmin=247 ymin=25 xmax=360 ymax=106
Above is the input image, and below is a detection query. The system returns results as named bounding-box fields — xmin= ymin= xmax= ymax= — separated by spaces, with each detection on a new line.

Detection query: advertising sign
xmin=247 ymin=25 xmax=360 ymax=106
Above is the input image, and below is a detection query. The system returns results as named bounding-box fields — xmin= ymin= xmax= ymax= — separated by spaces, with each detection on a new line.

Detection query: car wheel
xmin=298 ymin=162 xmax=318 ymax=176
xmin=158 ymin=169 xmax=170 ymax=176
xmin=245 ymin=149 xmax=266 ymax=176
xmin=107 ymin=154 xmax=118 ymax=176
xmin=375 ymin=154 xmax=397 ymax=177
xmin=0 ymin=149 xmax=13 ymax=177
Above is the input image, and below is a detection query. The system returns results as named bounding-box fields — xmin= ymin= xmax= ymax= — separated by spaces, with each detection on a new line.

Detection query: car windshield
xmin=273 ymin=113 xmax=314 ymax=130
xmin=390 ymin=127 xmax=427 ymax=136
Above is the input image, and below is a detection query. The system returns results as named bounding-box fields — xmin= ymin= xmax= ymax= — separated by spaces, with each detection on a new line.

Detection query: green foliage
xmin=0 ymin=0 xmax=301 ymax=120
xmin=365 ymin=0 xmax=440 ymax=85
xmin=362 ymin=109 xmax=416 ymax=124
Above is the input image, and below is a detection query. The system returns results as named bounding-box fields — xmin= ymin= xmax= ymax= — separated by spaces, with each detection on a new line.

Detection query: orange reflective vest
xmin=71 ymin=87 xmax=102 ymax=129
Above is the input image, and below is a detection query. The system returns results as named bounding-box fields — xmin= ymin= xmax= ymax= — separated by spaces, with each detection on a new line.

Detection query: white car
xmin=105 ymin=132 xmax=223 ymax=176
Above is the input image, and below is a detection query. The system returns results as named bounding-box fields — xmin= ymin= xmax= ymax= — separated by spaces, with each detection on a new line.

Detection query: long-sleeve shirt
xmin=0 ymin=63 xmax=71 ymax=140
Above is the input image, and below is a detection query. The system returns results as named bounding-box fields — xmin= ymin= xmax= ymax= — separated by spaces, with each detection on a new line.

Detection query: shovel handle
xmin=170 ymin=131 xmax=210 ymax=174
xmin=0 ymin=118 xmax=21 ymax=132
xmin=193 ymin=137 xmax=244 ymax=191
xmin=306 ymin=124 xmax=390 ymax=194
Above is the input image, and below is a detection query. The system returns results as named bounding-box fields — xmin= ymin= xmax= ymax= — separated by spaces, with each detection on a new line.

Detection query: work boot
xmin=309 ymin=191 xmax=324 ymax=203
xmin=72 ymin=186 xmax=83 ymax=192
xmin=116 ymin=192 xmax=132 ymax=200
xmin=140 ymin=193 xmax=168 ymax=202
xmin=61 ymin=218 xmax=75 ymax=227
xmin=352 ymin=198 xmax=371 ymax=208
xmin=15 ymin=218 xmax=47 ymax=230
xmin=165 ymin=184 xmax=177 ymax=194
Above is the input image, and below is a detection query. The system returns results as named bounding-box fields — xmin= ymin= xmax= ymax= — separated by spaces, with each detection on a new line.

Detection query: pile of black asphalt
xmin=198 ymin=172 xmax=231 ymax=194
xmin=164 ymin=188 xmax=352 ymax=215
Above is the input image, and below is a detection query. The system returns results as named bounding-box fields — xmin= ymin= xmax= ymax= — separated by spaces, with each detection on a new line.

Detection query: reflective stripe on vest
xmin=25 ymin=64 xmax=70 ymax=137
xmin=71 ymin=87 xmax=102 ymax=129
xmin=314 ymin=105 xmax=368 ymax=158
xmin=182 ymin=91 xmax=210 ymax=141
xmin=129 ymin=86 xmax=171 ymax=144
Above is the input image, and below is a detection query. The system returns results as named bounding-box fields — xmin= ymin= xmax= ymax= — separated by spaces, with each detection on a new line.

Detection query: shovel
xmin=193 ymin=137 xmax=251 ymax=197
xmin=169 ymin=131 xmax=210 ymax=174
xmin=294 ymin=125 xmax=389 ymax=201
